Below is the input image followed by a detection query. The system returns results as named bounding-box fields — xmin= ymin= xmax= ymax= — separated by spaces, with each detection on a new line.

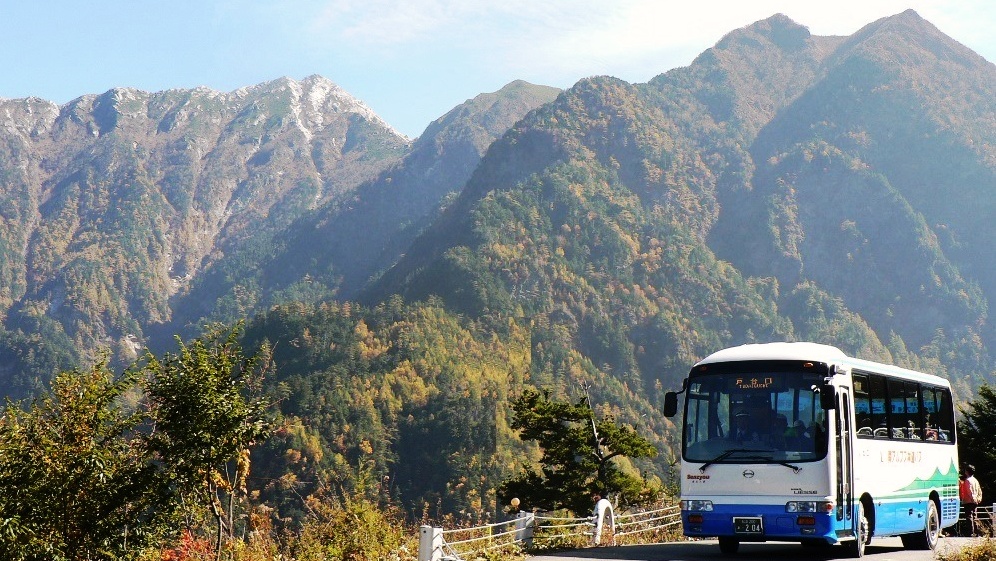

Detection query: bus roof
xmin=695 ymin=342 xmax=847 ymax=365
xmin=694 ymin=342 xmax=950 ymax=387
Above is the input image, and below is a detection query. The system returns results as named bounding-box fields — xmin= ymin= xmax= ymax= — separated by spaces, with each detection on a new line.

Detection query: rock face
xmin=0 ymin=76 xmax=410 ymax=372
xmin=0 ymin=76 xmax=561 ymax=389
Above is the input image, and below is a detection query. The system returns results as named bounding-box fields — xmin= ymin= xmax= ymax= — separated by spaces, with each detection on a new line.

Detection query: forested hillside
xmin=0 ymin=76 xmax=409 ymax=397
xmin=370 ymin=10 xmax=995 ymax=405
xmin=2 ymin=9 xmax=996 ymax=523
xmin=0 ymin=78 xmax=557 ymax=399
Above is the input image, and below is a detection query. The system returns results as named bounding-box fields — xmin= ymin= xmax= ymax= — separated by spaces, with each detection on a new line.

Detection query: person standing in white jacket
xmin=960 ymin=465 xmax=984 ymax=537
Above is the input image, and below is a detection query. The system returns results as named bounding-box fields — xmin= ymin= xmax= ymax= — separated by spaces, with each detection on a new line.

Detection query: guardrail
xmin=417 ymin=500 xmax=992 ymax=559
xmin=614 ymin=504 xmax=682 ymax=539
xmin=417 ymin=502 xmax=681 ymax=561
xmin=419 ymin=513 xmax=534 ymax=561
xmin=951 ymin=503 xmax=995 ymax=536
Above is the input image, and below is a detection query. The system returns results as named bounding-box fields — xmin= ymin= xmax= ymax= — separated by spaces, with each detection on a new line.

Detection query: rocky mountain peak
xmin=716 ymin=13 xmax=811 ymax=53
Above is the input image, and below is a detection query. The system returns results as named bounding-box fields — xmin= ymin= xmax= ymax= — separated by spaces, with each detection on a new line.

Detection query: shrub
xmin=937 ymin=538 xmax=996 ymax=561
xmin=291 ymin=496 xmax=417 ymax=561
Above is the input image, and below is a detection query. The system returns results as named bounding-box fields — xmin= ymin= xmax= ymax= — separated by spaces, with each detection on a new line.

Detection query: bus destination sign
xmin=735 ymin=377 xmax=774 ymax=390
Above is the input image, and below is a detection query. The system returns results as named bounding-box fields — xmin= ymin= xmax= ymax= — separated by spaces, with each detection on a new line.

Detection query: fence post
xmin=592 ymin=500 xmax=615 ymax=545
xmin=418 ymin=525 xmax=443 ymax=561
xmin=515 ymin=511 xmax=535 ymax=547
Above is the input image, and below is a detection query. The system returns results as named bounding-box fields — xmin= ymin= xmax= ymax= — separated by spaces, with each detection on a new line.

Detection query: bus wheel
xmin=848 ymin=503 xmax=869 ymax=558
xmin=718 ymin=536 xmax=740 ymax=554
xmin=900 ymin=500 xmax=940 ymax=550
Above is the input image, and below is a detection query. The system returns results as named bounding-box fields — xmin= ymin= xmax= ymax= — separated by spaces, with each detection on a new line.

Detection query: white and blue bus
xmin=663 ymin=342 xmax=959 ymax=557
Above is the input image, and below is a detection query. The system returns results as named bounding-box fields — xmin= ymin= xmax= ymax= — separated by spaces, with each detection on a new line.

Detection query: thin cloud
xmin=268 ymin=0 xmax=996 ymax=80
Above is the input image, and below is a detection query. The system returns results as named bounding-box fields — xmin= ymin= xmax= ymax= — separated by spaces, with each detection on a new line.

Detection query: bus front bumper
xmin=682 ymin=503 xmax=836 ymax=542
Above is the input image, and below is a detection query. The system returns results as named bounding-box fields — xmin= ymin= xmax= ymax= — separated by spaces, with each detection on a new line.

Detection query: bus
xmin=663 ymin=342 xmax=959 ymax=557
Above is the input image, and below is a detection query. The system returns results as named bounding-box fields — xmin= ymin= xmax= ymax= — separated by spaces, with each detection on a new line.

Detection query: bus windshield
xmin=683 ymin=365 xmax=828 ymax=464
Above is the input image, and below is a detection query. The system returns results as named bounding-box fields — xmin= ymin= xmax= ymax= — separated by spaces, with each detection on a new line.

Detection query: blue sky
xmin=1 ymin=1 xmax=993 ymax=138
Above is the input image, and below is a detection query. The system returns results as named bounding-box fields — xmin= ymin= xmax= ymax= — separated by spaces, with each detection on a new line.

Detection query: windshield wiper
xmin=699 ymin=450 xmax=802 ymax=473
xmin=740 ymin=452 xmax=803 ymax=473
xmin=699 ymin=448 xmax=769 ymax=472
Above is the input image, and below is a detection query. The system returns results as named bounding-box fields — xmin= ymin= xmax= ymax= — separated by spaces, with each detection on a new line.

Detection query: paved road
xmin=528 ymin=536 xmax=979 ymax=560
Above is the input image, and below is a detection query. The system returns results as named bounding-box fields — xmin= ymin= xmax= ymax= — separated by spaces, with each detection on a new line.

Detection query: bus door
xmin=835 ymin=387 xmax=855 ymax=531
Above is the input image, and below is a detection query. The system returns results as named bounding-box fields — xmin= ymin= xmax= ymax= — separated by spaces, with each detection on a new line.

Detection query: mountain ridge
xmin=2 ymin=11 xmax=996 ymax=517
xmin=0 ymin=74 xmax=414 ymax=378
xmin=364 ymin=9 xmax=996 ymax=399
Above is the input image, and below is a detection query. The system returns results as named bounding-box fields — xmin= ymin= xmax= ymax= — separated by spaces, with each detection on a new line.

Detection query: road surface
xmin=528 ymin=536 xmax=979 ymax=560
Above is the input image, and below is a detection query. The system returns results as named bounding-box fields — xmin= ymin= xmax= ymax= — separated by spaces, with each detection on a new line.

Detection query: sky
xmin=1 ymin=1 xmax=994 ymax=139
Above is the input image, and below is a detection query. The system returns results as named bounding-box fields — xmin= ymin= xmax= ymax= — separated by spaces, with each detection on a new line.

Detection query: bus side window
xmin=887 ymin=380 xmax=914 ymax=439
xmin=853 ymin=374 xmax=874 ymax=438
xmin=935 ymin=387 xmax=956 ymax=443
xmin=869 ymin=375 xmax=889 ymax=438
xmin=905 ymin=381 xmax=922 ymax=440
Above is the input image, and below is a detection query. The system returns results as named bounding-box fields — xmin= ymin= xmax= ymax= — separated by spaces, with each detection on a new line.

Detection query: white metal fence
xmin=416 ymin=501 xmax=994 ymax=559
xmin=952 ymin=503 xmax=996 ymax=536
xmin=614 ymin=504 xmax=683 ymax=539
xmin=417 ymin=502 xmax=681 ymax=561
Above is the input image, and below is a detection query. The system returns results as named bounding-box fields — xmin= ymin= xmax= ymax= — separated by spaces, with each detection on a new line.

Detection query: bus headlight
xmin=681 ymin=500 xmax=714 ymax=511
xmin=786 ymin=500 xmax=833 ymax=513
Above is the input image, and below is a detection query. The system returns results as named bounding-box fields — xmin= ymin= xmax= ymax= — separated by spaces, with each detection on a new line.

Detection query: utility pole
xmin=580 ymin=380 xmax=603 ymax=461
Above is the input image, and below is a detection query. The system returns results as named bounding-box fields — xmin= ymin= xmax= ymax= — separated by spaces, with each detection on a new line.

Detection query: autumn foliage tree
xmin=144 ymin=324 xmax=272 ymax=555
xmin=0 ymin=364 xmax=166 ymax=560
xmin=499 ymin=387 xmax=659 ymax=514
xmin=957 ymin=383 xmax=996 ymax=492
xmin=0 ymin=325 xmax=272 ymax=561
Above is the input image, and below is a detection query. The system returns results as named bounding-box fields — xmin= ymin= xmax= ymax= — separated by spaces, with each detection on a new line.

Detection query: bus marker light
xmin=786 ymin=500 xmax=833 ymax=513
xmin=681 ymin=500 xmax=714 ymax=511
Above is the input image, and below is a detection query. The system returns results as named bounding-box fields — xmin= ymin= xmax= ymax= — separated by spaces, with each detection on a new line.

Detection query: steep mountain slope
xmin=367 ymin=10 xmax=996 ymax=403
xmin=0 ymin=76 xmax=408 ymax=389
xmin=3 ymin=8 xmax=996 ymax=520
xmin=164 ymin=81 xmax=560 ymax=342
xmin=735 ymin=11 xmax=993 ymax=358
xmin=366 ymin=75 xmax=796 ymax=401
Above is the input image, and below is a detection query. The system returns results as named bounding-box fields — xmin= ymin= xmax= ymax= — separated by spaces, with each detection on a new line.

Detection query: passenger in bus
xmin=785 ymin=419 xmax=808 ymax=448
xmin=731 ymin=410 xmax=755 ymax=442
xmin=769 ymin=414 xmax=789 ymax=449
xmin=857 ymin=415 xmax=873 ymax=436
xmin=924 ymin=414 xmax=939 ymax=441
xmin=874 ymin=418 xmax=890 ymax=438
xmin=806 ymin=421 xmax=826 ymax=451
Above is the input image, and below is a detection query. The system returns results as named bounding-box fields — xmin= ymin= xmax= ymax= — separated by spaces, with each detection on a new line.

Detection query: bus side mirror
xmin=663 ymin=392 xmax=679 ymax=417
xmin=820 ymin=384 xmax=837 ymax=410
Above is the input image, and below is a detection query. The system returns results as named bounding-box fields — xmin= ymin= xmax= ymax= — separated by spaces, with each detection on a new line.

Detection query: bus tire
xmin=718 ymin=536 xmax=740 ymax=554
xmin=900 ymin=500 xmax=940 ymax=550
xmin=847 ymin=503 xmax=869 ymax=558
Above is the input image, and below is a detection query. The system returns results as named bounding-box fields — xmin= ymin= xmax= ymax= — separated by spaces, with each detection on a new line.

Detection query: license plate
xmin=733 ymin=517 xmax=763 ymax=534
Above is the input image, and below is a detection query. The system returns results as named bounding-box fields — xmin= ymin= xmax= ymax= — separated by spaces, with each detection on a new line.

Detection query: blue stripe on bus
xmin=683 ymin=497 xmax=953 ymax=541
xmin=683 ymin=503 xmax=837 ymax=541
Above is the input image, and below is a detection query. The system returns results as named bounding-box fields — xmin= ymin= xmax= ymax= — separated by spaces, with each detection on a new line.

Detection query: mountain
xmin=2 ymin=9 xmax=996 ymax=519
xmin=0 ymin=75 xmax=410 ymax=394
xmin=160 ymin=80 xmax=560 ymax=348
xmin=367 ymin=10 xmax=996 ymax=402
